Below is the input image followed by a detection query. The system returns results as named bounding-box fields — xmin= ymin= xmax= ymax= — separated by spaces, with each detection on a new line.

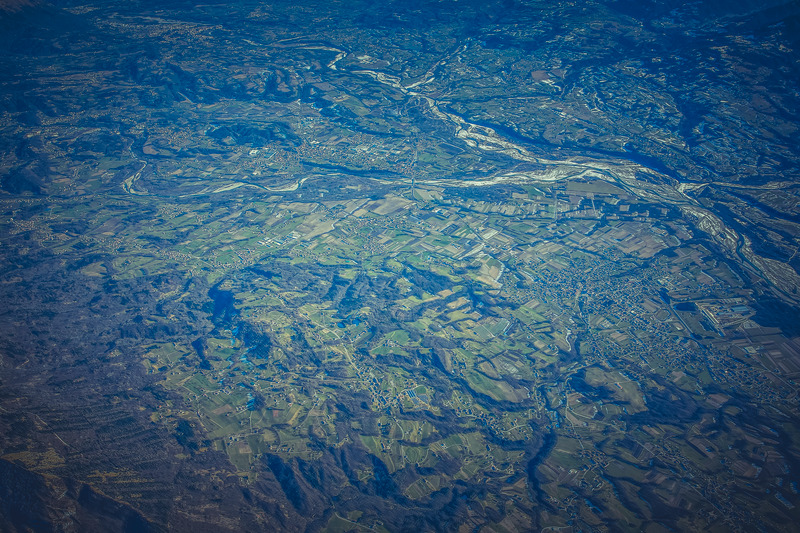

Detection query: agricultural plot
xmin=82 ymin=173 xmax=794 ymax=531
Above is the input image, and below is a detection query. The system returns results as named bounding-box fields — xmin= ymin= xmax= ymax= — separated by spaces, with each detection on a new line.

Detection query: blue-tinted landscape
xmin=2 ymin=0 xmax=800 ymax=531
